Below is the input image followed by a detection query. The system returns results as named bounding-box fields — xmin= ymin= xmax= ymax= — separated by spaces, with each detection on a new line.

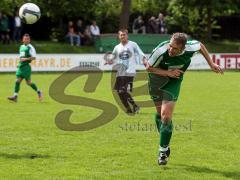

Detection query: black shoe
xmin=133 ymin=105 xmax=140 ymax=114
xmin=126 ymin=108 xmax=133 ymax=114
xmin=37 ymin=91 xmax=43 ymax=101
xmin=158 ymin=151 xmax=168 ymax=165
xmin=158 ymin=147 xmax=170 ymax=166
xmin=8 ymin=95 xmax=18 ymax=102
xmin=166 ymin=147 xmax=170 ymax=157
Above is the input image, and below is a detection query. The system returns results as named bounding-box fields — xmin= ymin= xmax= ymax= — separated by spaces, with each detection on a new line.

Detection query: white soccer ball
xmin=19 ymin=3 xmax=41 ymax=24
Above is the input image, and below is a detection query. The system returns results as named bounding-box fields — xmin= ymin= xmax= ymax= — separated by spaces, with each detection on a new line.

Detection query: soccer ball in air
xmin=19 ymin=3 xmax=41 ymax=24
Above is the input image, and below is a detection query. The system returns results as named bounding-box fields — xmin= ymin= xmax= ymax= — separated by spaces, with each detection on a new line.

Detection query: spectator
xmin=132 ymin=15 xmax=146 ymax=34
xmin=66 ymin=21 xmax=80 ymax=46
xmin=147 ymin=16 xmax=158 ymax=33
xmin=156 ymin=13 xmax=167 ymax=34
xmin=84 ymin=25 xmax=93 ymax=45
xmin=90 ymin=20 xmax=100 ymax=36
xmin=0 ymin=12 xmax=10 ymax=44
xmin=13 ymin=11 xmax=22 ymax=42
xmin=76 ymin=19 xmax=85 ymax=45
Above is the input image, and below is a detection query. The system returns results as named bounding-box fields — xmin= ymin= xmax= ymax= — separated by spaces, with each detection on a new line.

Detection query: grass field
xmin=0 ymin=41 xmax=96 ymax=54
xmin=0 ymin=71 xmax=239 ymax=179
xmin=0 ymin=39 xmax=240 ymax=53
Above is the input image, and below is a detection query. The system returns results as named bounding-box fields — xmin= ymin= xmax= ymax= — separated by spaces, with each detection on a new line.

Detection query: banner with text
xmin=0 ymin=53 xmax=239 ymax=72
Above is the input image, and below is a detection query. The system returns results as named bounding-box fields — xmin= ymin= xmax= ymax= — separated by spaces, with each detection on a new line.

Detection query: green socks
xmin=14 ymin=81 xmax=20 ymax=93
xmin=154 ymin=113 xmax=173 ymax=150
xmin=160 ymin=120 xmax=173 ymax=148
xmin=13 ymin=81 xmax=39 ymax=96
xmin=154 ymin=113 xmax=162 ymax=133
xmin=29 ymin=82 xmax=38 ymax=92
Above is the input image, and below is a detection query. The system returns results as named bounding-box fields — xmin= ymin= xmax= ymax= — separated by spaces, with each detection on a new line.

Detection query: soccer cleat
xmin=166 ymin=147 xmax=171 ymax=157
xmin=126 ymin=107 xmax=133 ymax=114
xmin=8 ymin=96 xmax=18 ymax=102
xmin=158 ymin=151 xmax=168 ymax=165
xmin=133 ymin=105 xmax=140 ymax=114
xmin=38 ymin=91 xmax=43 ymax=101
xmin=158 ymin=147 xmax=170 ymax=166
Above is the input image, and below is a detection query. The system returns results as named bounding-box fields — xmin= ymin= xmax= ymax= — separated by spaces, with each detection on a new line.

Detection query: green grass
xmin=0 ymin=41 xmax=96 ymax=53
xmin=0 ymin=71 xmax=240 ymax=179
xmin=0 ymin=39 xmax=239 ymax=53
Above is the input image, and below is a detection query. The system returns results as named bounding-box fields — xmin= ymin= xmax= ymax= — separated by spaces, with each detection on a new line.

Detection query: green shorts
xmin=148 ymin=73 xmax=182 ymax=102
xmin=16 ymin=65 xmax=31 ymax=80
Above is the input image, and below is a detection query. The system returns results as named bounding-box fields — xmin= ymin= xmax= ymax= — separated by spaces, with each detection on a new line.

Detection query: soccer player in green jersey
xmin=143 ymin=32 xmax=223 ymax=165
xmin=8 ymin=34 xmax=43 ymax=102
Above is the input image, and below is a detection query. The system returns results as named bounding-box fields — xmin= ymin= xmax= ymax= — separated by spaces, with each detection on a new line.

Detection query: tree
xmin=119 ymin=0 xmax=131 ymax=29
xmin=95 ymin=0 xmax=121 ymax=33
xmin=167 ymin=0 xmax=240 ymax=40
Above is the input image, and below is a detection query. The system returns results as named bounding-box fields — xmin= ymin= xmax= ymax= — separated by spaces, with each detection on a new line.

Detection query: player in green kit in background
xmin=143 ymin=32 xmax=223 ymax=165
xmin=8 ymin=34 xmax=43 ymax=102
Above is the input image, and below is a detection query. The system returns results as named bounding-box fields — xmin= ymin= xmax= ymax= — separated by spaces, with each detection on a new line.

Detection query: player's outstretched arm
xmin=200 ymin=43 xmax=223 ymax=74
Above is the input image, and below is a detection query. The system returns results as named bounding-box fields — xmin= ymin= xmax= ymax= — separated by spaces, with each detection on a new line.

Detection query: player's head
xmin=92 ymin=20 xmax=97 ymax=26
xmin=168 ymin=32 xmax=187 ymax=57
xmin=118 ymin=29 xmax=128 ymax=44
xmin=22 ymin=34 xmax=31 ymax=44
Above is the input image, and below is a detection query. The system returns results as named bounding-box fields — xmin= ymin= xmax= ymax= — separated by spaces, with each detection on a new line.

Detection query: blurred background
xmin=0 ymin=1 xmax=240 ymax=179
xmin=0 ymin=0 xmax=240 ymax=54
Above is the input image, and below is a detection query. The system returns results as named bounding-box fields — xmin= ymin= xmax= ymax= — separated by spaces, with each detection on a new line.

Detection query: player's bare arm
xmin=143 ymin=60 xmax=183 ymax=79
xmin=200 ymin=43 xmax=223 ymax=74
xmin=104 ymin=59 xmax=113 ymax=65
xmin=20 ymin=57 xmax=36 ymax=62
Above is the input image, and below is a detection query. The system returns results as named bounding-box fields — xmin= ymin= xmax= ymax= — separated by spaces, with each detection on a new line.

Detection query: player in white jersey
xmin=105 ymin=29 xmax=146 ymax=113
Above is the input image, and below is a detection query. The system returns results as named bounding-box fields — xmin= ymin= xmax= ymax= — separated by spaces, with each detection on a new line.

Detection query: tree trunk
xmin=119 ymin=0 xmax=131 ymax=29
xmin=206 ymin=6 xmax=212 ymax=40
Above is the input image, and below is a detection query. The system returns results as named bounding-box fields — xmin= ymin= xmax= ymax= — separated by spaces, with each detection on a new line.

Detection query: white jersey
xmin=28 ymin=44 xmax=36 ymax=57
xmin=112 ymin=40 xmax=145 ymax=77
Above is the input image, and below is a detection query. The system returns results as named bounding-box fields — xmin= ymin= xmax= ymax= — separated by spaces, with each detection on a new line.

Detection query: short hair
xmin=23 ymin=33 xmax=30 ymax=37
xmin=171 ymin=32 xmax=187 ymax=46
xmin=118 ymin=29 xmax=128 ymax=34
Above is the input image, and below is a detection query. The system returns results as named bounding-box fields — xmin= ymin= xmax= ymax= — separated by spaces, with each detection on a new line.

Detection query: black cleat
xmin=158 ymin=147 xmax=170 ymax=165
xmin=38 ymin=91 xmax=43 ymax=101
xmin=133 ymin=105 xmax=140 ymax=114
xmin=158 ymin=151 xmax=168 ymax=165
xmin=166 ymin=147 xmax=171 ymax=157
xmin=126 ymin=108 xmax=133 ymax=114
xmin=8 ymin=96 xmax=18 ymax=102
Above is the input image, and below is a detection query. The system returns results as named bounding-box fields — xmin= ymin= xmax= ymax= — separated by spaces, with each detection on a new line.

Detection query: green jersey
xmin=148 ymin=40 xmax=201 ymax=80
xmin=18 ymin=44 xmax=36 ymax=68
xmin=16 ymin=44 xmax=36 ymax=80
xmin=148 ymin=40 xmax=201 ymax=101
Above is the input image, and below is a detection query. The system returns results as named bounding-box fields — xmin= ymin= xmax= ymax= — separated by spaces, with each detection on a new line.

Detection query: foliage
xmin=132 ymin=0 xmax=168 ymax=16
xmin=95 ymin=0 xmax=121 ymax=32
xmin=0 ymin=0 xmax=239 ymax=39
xmin=166 ymin=0 xmax=240 ymax=39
